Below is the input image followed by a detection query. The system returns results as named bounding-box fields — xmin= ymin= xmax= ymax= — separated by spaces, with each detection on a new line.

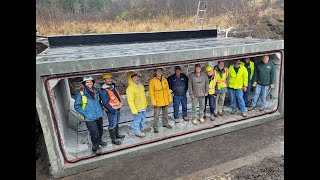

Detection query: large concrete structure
xmin=36 ymin=30 xmax=284 ymax=178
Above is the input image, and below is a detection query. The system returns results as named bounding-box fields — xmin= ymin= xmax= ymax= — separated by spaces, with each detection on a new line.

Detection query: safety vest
xmin=103 ymin=88 xmax=121 ymax=109
xmin=208 ymin=77 xmax=216 ymax=95
xmin=240 ymin=61 xmax=254 ymax=80
xmin=79 ymin=87 xmax=100 ymax=120
xmin=214 ymin=68 xmax=228 ymax=90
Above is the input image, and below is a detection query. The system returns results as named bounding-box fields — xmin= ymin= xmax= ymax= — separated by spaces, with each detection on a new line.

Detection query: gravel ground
xmin=230 ymin=155 xmax=284 ymax=180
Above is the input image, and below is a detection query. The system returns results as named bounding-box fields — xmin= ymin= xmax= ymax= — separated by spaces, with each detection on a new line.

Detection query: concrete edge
xmin=53 ymin=112 xmax=282 ymax=178
xmin=36 ymin=41 xmax=283 ymax=76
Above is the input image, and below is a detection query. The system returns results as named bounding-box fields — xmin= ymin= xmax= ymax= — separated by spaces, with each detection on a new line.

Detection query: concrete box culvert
xmin=36 ymin=30 xmax=284 ymax=178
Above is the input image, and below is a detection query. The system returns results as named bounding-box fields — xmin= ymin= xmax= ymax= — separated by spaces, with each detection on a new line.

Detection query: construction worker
xmin=100 ymin=73 xmax=125 ymax=145
xmin=149 ymin=68 xmax=173 ymax=133
xmin=74 ymin=75 xmax=106 ymax=155
xmin=241 ymin=57 xmax=255 ymax=106
xmin=228 ymin=59 xmax=248 ymax=117
xmin=167 ymin=66 xmax=189 ymax=123
xmin=204 ymin=65 xmax=216 ymax=121
xmin=248 ymin=55 xmax=276 ymax=111
xmin=213 ymin=60 xmax=229 ymax=117
xmin=188 ymin=64 xmax=209 ymax=125
xmin=126 ymin=71 xmax=150 ymax=138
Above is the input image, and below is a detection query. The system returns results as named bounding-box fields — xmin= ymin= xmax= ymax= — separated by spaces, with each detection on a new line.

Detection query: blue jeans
xmin=251 ymin=84 xmax=269 ymax=108
xmin=85 ymin=117 xmax=103 ymax=152
xmin=243 ymin=81 xmax=252 ymax=104
xmin=133 ymin=110 xmax=146 ymax=134
xmin=107 ymin=109 xmax=120 ymax=129
xmin=228 ymin=88 xmax=246 ymax=112
xmin=204 ymin=94 xmax=215 ymax=114
xmin=173 ymin=95 xmax=187 ymax=119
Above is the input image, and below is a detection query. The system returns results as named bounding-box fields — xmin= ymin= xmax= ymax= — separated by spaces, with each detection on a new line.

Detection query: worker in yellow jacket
xmin=228 ymin=59 xmax=248 ymax=117
xmin=204 ymin=65 xmax=216 ymax=121
xmin=126 ymin=71 xmax=150 ymax=138
xmin=149 ymin=68 xmax=173 ymax=133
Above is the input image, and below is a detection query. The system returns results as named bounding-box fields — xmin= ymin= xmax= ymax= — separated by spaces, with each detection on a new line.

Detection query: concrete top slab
xmin=36 ymin=37 xmax=283 ymax=76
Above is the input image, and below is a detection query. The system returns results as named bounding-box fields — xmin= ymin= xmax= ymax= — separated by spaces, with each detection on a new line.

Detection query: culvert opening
xmin=45 ymin=52 xmax=282 ymax=163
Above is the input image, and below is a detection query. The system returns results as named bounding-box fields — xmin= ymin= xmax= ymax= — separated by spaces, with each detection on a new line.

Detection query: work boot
xmin=100 ymin=140 xmax=107 ymax=146
xmin=135 ymin=132 xmax=145 ymax=138
xmin=183 ymin=117 xmax=189 ymax=121
xmin=199 ymin=117 xmax=205 ymax=123
xmin=109 ymin=129 xmax=121 ymax=145
xmin=259 ymin=107 xmax=265 ymax=111
xmin=247 ymin=101 xmax=252 ymax=107
xmin=231 ymin=109 xmax=237 ymax=114
xmin=247 ymin=106 xmax=256 ymax=111
xmin=174 ymin=119 xmax=180 ymax=123
xmin=242 ymin=112 xmax=248 ymax=117
xmin=218 ymin=112 xmax=223 ymax=116
xmin=210 ymin=114 xmax=215 ymax=121
xmin=192 ymin=119 xmax=198 ymax=125
xmin=93 ymin=148 xmax=102 ymax=155
xmin=154 ymin=127 xmax=159 ymax=133
xmin=163 ymin=124 xmax=172 ymax=129
xmin=115 ymin=125 xmax=125 ymax=139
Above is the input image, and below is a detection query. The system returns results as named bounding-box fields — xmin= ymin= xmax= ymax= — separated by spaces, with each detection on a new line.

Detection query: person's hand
xmin=252 ymin=82 xmax=257 ymax=87
xmin=242 ymin=86 xmax=247 ymax=92
xmin=114 ymin=102 xmax=123 ymax=109
xmin=270 ymin=84 xmax=275 ymax=89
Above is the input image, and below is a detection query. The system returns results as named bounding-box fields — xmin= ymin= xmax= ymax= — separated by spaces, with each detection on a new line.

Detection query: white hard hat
xmin=82 ymin=75 xmax=94 ymax=82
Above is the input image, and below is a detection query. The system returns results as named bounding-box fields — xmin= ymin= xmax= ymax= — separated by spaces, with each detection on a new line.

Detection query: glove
xmin=242 ymin=86 xmax=247 ymax=92
xmin=270 ymin=84 xmax=275 ymax=89
xmin=252 ymin=82 xmax=257 ymax=87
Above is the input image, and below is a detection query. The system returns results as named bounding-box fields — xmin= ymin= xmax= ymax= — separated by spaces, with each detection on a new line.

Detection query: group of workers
xmin=74 ymin=55 xmax=276 ymax=155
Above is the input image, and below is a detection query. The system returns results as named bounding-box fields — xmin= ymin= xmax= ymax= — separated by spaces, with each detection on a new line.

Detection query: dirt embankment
xmin=230 ymin=9 xmax=284 ymax=39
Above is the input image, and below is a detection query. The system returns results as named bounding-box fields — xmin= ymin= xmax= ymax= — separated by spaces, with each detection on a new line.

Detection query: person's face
xmin=84 ymin=80 xmax=93 ymax=89
xmin=245 ymin=58 xmax=250 ymax=64
xmin=132 ymin=76 xmax=139 ymax=84
xmin=207 ymin=71 xmax=213 ymax=76
xmin=104 ymin=77 xmax=113 ymax=85
xmin=262 ymin=55 xmax=269 ymax=64
xmin=218 ymin=61 xmax=224 ymax=69
xmin=234 ymin=60 xmax=241 ymax=67
xmin=175 ymin=69 xmax=181 ymax=76
xmin=195 ymin=66 xmax=201 ymax=73
xmin=155 ymin=69 xmax=163 ymax=77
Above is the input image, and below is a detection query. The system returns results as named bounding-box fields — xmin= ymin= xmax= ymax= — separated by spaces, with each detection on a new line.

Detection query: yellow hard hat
xmin=102 ymin=73 xmax=113 ymax=79
xmin=206 ymin=65 xmax=213 ymax=72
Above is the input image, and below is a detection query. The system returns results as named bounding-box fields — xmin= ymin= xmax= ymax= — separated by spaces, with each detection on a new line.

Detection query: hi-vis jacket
xmin=149 ymin=75 xmax=172 ymax=107
xmin=126 ymin=72 xmax=149 ymax=114
xmin=228 ymin=64 xmax=248 ymax=89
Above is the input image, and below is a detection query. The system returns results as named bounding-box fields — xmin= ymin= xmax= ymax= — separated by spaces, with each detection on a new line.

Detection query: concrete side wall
xmin=36 ymin=76 xmax=65 ymax=175
xmin=278 ymin=51 xmax=284 ymax=118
